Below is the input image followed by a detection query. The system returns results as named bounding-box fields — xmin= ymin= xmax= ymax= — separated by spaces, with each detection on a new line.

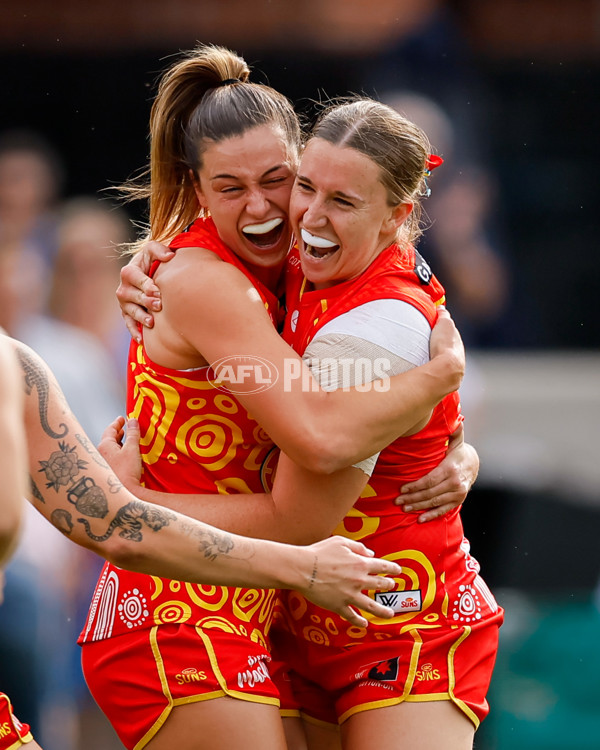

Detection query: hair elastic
xmin=219 ymin=78 xmax=241 ymax=87
xmin=423 ymin=154 xmax=444 ymax=196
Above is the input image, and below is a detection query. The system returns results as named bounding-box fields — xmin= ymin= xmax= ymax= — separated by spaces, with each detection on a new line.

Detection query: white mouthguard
xmin=301 ymin=229 xmax=338 ymax=249
xmin=242 ymin=218 xmax=283 ymax=235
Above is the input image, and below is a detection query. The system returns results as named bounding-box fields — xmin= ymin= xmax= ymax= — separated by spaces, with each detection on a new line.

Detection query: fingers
xmin=98 ymin=416 xmax=126 ymax=463
xmin=348 ymin=594 xmax=394 ymax=621
xmin=121 ymin=310 xmax=144 ymax=343
xmin=397 ymin=472 xmax=439 ymax=500
xmin=141 ymin=240 xmax=175 ymax=266
xmin=120 ymin=302 xmax=154 ymax=329
xmin=368 ymin=558 xmax=402 ymax=579
xmin=119 ymin=262 xmax=161 ymax=301
xmin=338 ymin=606 xmax=368 ymax=629
xmin=418 ymin=503 xmax=456 ymax=523
xmin=367 ymin=573 xmax=397 ymax=591
xmin=339 ymin=537 xmax=375 ymax=558
xmin=100 ymin=415 xmax=126 ymax=444
xmin=400 ymin=487 xmax=464 ymax=512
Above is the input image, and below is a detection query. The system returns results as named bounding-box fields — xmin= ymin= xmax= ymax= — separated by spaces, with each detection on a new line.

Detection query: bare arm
xmin=0 ymin=337 xmax=27 ymax=564
xmin=101 ymin=416 xmax=368 ymax=545
xmin=8 ymin=335 xmax=400 ymax=625
xmin=146 ymin=248 xmax=463 ymax=473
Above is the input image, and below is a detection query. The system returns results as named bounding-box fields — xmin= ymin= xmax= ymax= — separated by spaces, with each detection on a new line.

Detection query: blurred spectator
xmin=0 ymin=130 xmax=63 ymax=332
xmin=0 ymin=194 xmax=130 ymax=750
xmin=23 ymin=196 xmax=130 ymax=438
xmin=381 ymin=90 xmax=510 ymax=348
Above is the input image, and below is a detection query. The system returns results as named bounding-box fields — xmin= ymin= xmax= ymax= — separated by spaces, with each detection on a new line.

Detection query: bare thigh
xmin=283 ymin=716 xmax=308 ymax=750
xmin=304 ymin=720 xmax=342 ymax=750
xmin=341 ymin=701 xmax=475 ymax=750
xmin=144 ymin=697 xmax=287 ymax=750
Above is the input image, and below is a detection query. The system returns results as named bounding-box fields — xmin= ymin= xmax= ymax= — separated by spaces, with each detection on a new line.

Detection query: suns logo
xmin=416 ymin=663 xmax=441 ymax=681
xmin=401 ymin=596 xmax=420 ymax=609
xmin=175 ymin=667 xmax=207 ymax=685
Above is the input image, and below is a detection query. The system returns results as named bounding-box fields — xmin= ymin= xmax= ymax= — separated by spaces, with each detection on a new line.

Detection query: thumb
xmin=124 ymin=418 xmax=142 ymax=451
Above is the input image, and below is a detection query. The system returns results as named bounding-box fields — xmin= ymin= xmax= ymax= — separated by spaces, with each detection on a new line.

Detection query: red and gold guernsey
xmin=80 ymin=217 xmax=282 ymax=648
xmin=277 ymin=243 xmax=499 ymax=648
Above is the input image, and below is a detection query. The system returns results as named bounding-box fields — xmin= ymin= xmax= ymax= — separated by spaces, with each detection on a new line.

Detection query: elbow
xmin=284 ymin=403 xmax=363 ymax=474
xmin=292 ymin=432 xmax=351 ymax=475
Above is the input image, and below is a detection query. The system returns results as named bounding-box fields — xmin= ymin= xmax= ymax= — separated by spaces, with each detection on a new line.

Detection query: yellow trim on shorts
xmin=447 ymin=626 xmax=479 ymax=728
xmin=133 ymin=626 xmax=175 ymax=750
xmin=335 ymin=626 xmax=480 ymax=729
xmin=196 ymin=628 xmax=280 ymax=707
xmin=338 ymin=629 xmax=423 ymax=724
xmin=133 ymin=626 xmax=279 ymax=749
xmin=279 ymin=708 xmax=302 ymax=719
xmin=300 ymin=712 xmax=338 ymax=729
xmin=5 ymin=732 xmax=34 ymax=750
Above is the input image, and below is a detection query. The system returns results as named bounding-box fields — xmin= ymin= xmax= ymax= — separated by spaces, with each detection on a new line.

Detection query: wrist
xmin=277 ymin=544 xmax=314 ymax=593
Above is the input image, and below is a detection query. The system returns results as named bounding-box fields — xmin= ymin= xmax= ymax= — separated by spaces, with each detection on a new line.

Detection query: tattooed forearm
xmin=196 ymin=528 xmax=235 ymax=561
xmin=51 ymin=508 xmax=74 ymax=536
xmin=29 ymin=475 xmax=45 ymax=504
xmin=67 ymin=476 xmax=109 ymax=517
xmin=77 ymin=500 xmax=177 ymax=543
xmin=39 ymin=441 xmax=87 ymax=491
xmin=15 ymin=345 xmax=68 ymax=438
xmin=76 ymin=432 xmax=110 ymax=469
xmin=107 ymin=476 xmax=123 ymax=494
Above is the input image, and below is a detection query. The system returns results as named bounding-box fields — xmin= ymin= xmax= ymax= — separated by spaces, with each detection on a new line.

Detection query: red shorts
xmin=272 ymin=608 xmax=503 ymax=729
xmin=268 ymin=660 xmax=301 ymax=718
xmin=81 ymin=624 xmax=281 ymax=749
xmin=0 ymin=693 xmax=33 ymax=749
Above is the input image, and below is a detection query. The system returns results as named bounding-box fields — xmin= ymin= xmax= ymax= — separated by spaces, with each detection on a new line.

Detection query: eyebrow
xmin=296 ymin=174 xmax=361 ymax=203
xmin=211 ymin=165 xmax=288 ymax=182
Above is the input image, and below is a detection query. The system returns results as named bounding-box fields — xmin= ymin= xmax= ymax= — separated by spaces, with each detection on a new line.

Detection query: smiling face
xmin=194 ymin=123 xmax=297 ymax=281
xmin=290 ymin=138 xmax=412 ymax=289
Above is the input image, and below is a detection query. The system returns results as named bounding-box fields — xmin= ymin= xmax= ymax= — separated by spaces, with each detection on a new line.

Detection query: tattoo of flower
xmin=39 ymin=441 xmax=88 ymax=491
xmin=197 ymin=529 xmax=235 ymax=561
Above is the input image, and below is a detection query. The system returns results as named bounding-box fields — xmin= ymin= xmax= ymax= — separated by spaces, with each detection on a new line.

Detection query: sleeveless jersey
xmin=277 ymin=244 xmax=498 ymax=647
xmin=80 ymin=217 xmax=281 ymax=648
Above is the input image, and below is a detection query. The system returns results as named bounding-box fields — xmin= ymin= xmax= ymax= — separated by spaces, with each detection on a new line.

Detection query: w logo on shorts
xmin=374 ymin=589 xmax=422 ymax=612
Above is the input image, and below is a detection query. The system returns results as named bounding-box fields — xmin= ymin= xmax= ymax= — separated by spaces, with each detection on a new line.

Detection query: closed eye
xmin=296 ymin=181 xmax=315 ymax=193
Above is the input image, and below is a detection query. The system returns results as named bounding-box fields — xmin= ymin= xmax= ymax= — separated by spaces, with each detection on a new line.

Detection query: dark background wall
xmin=1 ymin=0 xmax=599 ymax=350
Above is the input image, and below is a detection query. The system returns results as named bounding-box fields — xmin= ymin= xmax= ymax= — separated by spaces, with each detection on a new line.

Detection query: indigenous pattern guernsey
xmin=278 ymin=243 xmax=499 ymax=647
xmin=80 ymin=217 xmax=282 ymax=647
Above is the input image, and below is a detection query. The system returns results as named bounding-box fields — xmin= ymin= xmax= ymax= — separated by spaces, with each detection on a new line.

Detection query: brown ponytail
xmin=121 ymin=43 xmax=300 ymax=253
